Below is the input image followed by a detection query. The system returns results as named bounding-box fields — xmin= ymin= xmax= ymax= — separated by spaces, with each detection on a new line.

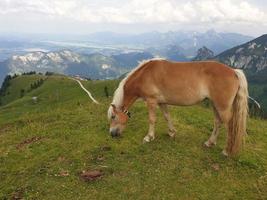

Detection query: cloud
xmin=0 ymin=0 xmax=266 ymax=32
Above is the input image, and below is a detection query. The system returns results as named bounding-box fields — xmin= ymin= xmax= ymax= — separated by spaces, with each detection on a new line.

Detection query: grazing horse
xmin=108 ymin=59 xmax=248 ymax=156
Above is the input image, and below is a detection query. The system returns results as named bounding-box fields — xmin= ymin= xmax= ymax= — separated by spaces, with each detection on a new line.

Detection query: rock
xmin=80 ymin=170 xmax=103 ymax=182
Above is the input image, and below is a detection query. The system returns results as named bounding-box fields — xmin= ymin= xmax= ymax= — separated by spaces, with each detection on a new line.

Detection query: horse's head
xmin=108 ymin=104 xmax=130 ymax=137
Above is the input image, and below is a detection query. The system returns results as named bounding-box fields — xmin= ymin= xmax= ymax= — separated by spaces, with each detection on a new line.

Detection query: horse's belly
xmin=163 ymin=95 xmax=204 ymax=105
xmin=159 ymin=86 xmax=209 ymax=105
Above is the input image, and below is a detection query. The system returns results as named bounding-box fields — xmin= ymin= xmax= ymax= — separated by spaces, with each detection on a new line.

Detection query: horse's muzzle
xmin=110 ymin=128 xmax=120 ymax=138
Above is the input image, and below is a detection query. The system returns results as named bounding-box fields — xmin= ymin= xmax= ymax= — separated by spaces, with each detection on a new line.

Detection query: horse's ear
xmin=111 ymin=104 xmax=117 ymax=113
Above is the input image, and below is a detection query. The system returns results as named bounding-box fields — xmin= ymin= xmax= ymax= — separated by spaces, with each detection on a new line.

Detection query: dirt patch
xmin=11 ymin=188 xmax=24 ymax=200
xmin=16 ymin=136 xmax=44 ymax=150
xmin=80 ymin=170 xmax=103 ymax=182
xmin=101 ymin=145 xmax=111 ymax=151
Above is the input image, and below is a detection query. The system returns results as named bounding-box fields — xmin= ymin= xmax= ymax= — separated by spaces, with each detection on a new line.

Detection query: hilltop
xmin=0 ymin=75 xmax=266 ymax=199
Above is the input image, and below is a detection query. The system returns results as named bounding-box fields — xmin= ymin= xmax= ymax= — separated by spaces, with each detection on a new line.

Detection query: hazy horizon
xmin=0 ymin=29 xmax=259 ymax=38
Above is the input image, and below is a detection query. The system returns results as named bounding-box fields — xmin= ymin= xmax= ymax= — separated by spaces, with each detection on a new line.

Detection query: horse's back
xmin=148 ymin=60 xmax=234 ymax=76
xmin=134 ymin=60 xmax=239 ymax=106
xmin=147 ymin=60 xmax=238 ymax=88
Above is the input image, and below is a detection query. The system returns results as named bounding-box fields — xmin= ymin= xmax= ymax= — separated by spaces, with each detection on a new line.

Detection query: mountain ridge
xmin=0 ymin=50 xmax=154 ymax=82
xmin=215 ymin=34 xmax=267 ymax=72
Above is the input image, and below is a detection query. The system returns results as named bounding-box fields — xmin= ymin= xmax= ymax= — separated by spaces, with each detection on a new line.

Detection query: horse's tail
xmin=227 ymin=69 xmax=248 ymax=156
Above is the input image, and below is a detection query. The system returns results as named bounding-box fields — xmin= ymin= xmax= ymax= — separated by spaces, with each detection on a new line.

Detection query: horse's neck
xmin=121 ymin=88 xmax=137 ymax=111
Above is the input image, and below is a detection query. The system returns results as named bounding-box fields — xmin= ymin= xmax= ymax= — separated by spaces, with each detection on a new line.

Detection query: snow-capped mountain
xmin=0 ymin=50 xmax=153 ymax=82
xmin=9 ymin=50 xmax=81 ymax=74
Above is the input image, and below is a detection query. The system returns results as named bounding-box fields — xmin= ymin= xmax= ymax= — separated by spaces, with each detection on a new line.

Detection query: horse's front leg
xmin=143 ymin=99 xmax=157 ymax=143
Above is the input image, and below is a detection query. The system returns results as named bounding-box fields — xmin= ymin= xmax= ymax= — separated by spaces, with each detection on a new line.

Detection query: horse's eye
xmin=111 ymin=115 xmax=116 ymax=120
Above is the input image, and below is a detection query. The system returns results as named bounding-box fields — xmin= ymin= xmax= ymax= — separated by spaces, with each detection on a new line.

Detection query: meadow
xmin=0 ymin=75 xmax=266 ymax=199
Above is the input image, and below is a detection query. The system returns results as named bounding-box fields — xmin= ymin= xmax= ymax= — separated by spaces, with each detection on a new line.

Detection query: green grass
xmin=0 ymin=75 xmax=266 ymax=199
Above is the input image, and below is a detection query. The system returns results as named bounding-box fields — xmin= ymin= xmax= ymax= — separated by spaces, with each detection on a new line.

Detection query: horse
xmin=107 ymin=59 xmax=248 ymax=156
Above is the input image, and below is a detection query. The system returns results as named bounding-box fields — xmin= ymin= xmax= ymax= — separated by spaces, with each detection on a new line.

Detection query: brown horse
xmin=108 ymin=59 xmax=248 ymax=156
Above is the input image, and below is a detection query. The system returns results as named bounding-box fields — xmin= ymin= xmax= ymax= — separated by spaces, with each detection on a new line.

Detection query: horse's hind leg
xmin=143 ymin=98 xmax=157 ymax=143
xmin=159 ymin=104 xmax=176 ymax=138
xmin=204 ymin=106 xmax=222 ymax=147
xmin=214 ymin=107 xmax=233 ymax=156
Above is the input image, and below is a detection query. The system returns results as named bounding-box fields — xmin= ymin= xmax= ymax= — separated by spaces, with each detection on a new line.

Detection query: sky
xmin=0 ymin=0 xmax=266 ymax=36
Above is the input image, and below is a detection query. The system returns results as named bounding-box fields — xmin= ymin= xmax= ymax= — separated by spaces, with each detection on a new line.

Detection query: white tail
xmin=227 ymin=69 xmax=248 ymax=155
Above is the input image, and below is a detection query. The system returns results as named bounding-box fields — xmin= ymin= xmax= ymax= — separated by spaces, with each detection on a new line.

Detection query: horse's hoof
xmin=204 ymin=140 xmax=216 ymax=148
xmin=222 ymin=149 xmax=228 ymax=157
xmin=168 ymin=129 xmax=176 ymax=138
xmin=143 ymin=135 xmax=154 ymax=143
xmin=168 ymin=132 xmax=176 ymax=138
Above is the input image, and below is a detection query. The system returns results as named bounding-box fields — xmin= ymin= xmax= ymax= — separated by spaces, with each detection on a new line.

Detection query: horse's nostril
xmin=110 ymin=129 xmax=119 ymax=137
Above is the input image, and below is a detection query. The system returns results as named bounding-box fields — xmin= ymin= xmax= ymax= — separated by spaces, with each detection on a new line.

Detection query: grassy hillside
xmin=0 ymin=75 xmax=266 ymax=199
xmin=0 ymin=74 xmax=46 ymax=106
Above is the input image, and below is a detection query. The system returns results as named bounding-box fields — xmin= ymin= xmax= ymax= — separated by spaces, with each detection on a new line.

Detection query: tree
xmin=104 ymin=86 xmax=109 ymax=98
xmin=12 ymin=74 xmax=18 ymax=79
xmin=45 ymin=71 xmax=54 ymax=76
xmin=20 ymin=89 xmax=25 ymax=98
xmin=0 ymin=75 xmax=12 ymax=96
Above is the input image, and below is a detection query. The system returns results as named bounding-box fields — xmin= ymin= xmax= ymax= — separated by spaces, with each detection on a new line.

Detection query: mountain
xmin=0 ymin=30 xmax=252 ymax=63
xmin=0 ymin=30 xmax=255 ymax=84
xmin=65 ymin=53 xmax=120 ymax=79
xmin=7 ymin=50 xmax=81 ymax=74
xmin=88 ymin=30 xmax=253 ymax=57
xmin=112 ymin=52 xmax=153 ymax=69
xmin=164 ymin=45 xmax=188 ymax=61
xmin=178 ymin=30 xmax=253 ymax=56
xmin=215 ymin=34 xmax=267 ymax=72
xmin=147 ymin=45 xmax=188 ymax=61
xmin=192 ymin=46 xmax=214 ymax=61
xmin=0 ymin=50 xmax=154 ymax=82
